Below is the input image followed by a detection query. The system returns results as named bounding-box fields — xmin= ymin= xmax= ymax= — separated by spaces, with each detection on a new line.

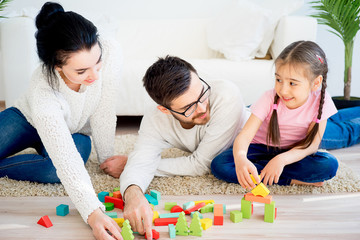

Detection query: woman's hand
xmin=261 ymin=155 xmax=286 ymax=185
xmin=100 ymin=155 xmax=128 ymax=178
xmin=88 ymin=208 xmax=123 ymax=240
xmin=234 ymin=157 xmax=260 ymax=190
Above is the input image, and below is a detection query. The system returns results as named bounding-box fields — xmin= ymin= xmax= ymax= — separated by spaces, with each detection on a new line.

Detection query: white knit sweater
xmin=14 ymin=38 xmax=122 ymax=223
xmin=120 ymin=80 xmax=250 ymax=195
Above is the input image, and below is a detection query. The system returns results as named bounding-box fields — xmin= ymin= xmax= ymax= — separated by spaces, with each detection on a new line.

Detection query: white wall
xmin=0 ymin=0 xmax=359 ymax=100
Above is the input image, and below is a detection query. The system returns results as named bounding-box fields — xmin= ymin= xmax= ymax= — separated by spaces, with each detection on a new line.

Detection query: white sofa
xmin=0 ymin=1 xmax=316 ymax=115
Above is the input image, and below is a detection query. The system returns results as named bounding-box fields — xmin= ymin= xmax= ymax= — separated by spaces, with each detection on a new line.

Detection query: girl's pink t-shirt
xmin=250 ymin=89 xmax=337 ymax=148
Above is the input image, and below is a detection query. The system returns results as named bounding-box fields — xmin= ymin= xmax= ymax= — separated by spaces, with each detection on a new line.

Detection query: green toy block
xmin=109 ymin=192 xmax=113 ymax=197
xmin=241 ymin=197 xmax=252 ymax=219
xmin=264 ymin=201 xmax=276 ymax=223
xmin=150 ymin=189 xmax=161 ymax=201
xmin=200 ymin=203 xmax=214 ymax=213
xmin=175 ymin=212 xmax=189 ymax=236
xmin=113 ymin=187 xmax=120 ymax=192
xmin=105 ymin=212 xmax=118 ymax=218
xmin=56 ymin=204 xmax=69 ymax=216
xmin=104 ymin=202 xmax=114 ymax=211
xmin=230 ymin=210 xmax=243 ymax=223
xmin=189 ymin=212 xmax=203 ymax=236
xmin=121 ymin=219 xmax=134 ymax=240
xmin=165 ymin=202 xmax=177 ymax=211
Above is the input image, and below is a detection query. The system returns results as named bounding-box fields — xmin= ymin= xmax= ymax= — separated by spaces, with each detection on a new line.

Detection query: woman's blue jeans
xmin=0 ymin=107 xmax=91 ymax=183
xmin=211 ymin=144 xmax=338 ymax=185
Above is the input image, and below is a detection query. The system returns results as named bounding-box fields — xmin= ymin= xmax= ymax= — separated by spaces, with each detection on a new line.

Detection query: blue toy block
xmin=191 ymin=211 xmax=203 ymax=219
xmin=105 ymin=212 xmax=118 ymax=218
xmin=98 ymin=191 xmax=109 ymax=202
xmin=159 ymin=212 xmax=181 ymax=218
xmin=168 ymin=224 xmax=176 ymax=239
xmin=145 ymin=194 xmax=158 ymax=206
xmin=150 ymin=190 xmax=161 ymax=201
xmin=56 ymin=204 xmax=69 ymax=216
xmin=183 ymin=201 xmax=195 ymax=210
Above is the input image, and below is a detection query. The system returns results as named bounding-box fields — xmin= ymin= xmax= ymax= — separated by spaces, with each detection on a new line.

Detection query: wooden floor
xmin=1 ymin=101 xmax=360 ymax=239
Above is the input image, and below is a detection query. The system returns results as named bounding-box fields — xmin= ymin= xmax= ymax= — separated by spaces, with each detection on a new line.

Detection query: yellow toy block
xmin=194 ymin=200 xmax=215 ymax=205
xmin=251 ymin=183 xmax=270 ymax=197
xmin=113 ymin=218 xmax=125 ymax=227
xmin=200 ymin=218 xmax=213 ymax=230
xmin=250 ymin=174 xmax=261 ymax=184
xmin=153 ymin=211 xmax=159 ymax=222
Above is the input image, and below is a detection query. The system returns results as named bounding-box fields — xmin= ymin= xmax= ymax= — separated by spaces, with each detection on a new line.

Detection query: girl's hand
xmin=88 ymin=208 xmax=123 ymax=240
xmin=261 ymin=155 xmax=285 ymax=185
xmin=234 ymin=158 xmax=259 ymax=190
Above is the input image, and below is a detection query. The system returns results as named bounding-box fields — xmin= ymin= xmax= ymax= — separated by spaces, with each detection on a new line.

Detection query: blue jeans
xmin=211 ymin=144 xmax=338 ymax=185
xmin=321 ymin=106 xmax=360 ymax=149
xmin=0 ymin=107 xmax=91 ymax=183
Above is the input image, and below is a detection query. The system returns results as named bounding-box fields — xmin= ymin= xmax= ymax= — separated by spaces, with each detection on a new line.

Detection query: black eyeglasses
xmin=167 ymin=78 xmax=211 ymax=117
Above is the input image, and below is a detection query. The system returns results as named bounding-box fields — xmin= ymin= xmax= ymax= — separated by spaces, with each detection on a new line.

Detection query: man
xmin=119 ymin=56 xmax=249 ymax=239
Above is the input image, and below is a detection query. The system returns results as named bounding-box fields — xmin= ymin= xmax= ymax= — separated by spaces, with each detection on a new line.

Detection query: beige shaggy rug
xmin=1 ymin=134 xmax=360 ymax=197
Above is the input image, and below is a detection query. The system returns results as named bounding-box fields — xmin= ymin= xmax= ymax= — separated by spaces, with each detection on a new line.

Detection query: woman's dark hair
xmin=35 ymin=2 xmax=100 ymax=89
xmin=143 ymin=55 xmax=198 ymax=108
xmin=267 ymin=40 xmax=328 ymax=149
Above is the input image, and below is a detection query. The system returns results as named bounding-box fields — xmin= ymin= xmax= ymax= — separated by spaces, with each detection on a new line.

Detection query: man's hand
xmin=88 ymin=208 xmax=123 ymax=240
xmin=100 ymin=155 xmax=128 ymax=178
xmin=123 ymin=185 xmax=153 ymax=240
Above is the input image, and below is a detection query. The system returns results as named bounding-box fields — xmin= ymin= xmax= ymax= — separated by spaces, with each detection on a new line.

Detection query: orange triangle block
xmin=37 ymin=215 xmax=53 ymax=228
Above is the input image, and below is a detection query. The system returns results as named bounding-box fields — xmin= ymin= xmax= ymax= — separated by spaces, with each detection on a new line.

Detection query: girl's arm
xmin=261 ymin=120 xmax=327 ymax=185
xmin=233 ymin=113 xmax=263 ymax=189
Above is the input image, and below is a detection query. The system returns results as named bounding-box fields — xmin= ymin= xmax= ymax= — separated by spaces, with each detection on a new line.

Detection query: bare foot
xmin=290 ymin=179 xmax=324 ymax=187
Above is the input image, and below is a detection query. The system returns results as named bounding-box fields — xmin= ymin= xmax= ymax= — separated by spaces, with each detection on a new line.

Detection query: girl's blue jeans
xmin=211 ymin=106 xmax=360 ymax=185
xmin=0 ymin=107 xmax=91 ymax=183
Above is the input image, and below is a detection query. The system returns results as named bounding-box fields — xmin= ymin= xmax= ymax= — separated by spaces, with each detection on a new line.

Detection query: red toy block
xmin=171 ymin=205 xmax=184 ymax=213
xmin=112 ymin=191 xmax=122 ymax=199
xmin=105 ymin=196 xmax=124 ymax=210
xmin=144 ymin=229 xmax=160 ymax=239
xmin=275 ymin=208 xmax=277 ymax=219
xmin=244 ymin=192 xmax=272 ymax=204
xmin=213 ymin=215 xmax=223 ymax=225
xmin=154 ymin=218 xmax=178 ymax=226
xmin=184 ymin=202 xmax=206 ymax=215
xmin=213 ymin=204 xmax=224 ymax=225
xmin=37 ymin=215 xmax=53 ymax=228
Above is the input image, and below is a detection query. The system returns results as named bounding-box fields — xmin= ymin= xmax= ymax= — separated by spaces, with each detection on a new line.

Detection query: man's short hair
xmin=143 ymin=55 xmax=198 ymax=108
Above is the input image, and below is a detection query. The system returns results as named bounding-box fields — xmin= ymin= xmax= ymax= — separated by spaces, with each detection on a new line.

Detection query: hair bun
xmin=35 ymin=2 xmax=64 ymax=29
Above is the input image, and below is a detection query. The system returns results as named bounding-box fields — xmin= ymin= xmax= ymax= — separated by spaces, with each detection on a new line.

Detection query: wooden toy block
xmin=160 ymin=212 xmax=181 ymax=218
xmin=121 ymin=219 xmax=134 ymax=240
xmin=223 ymin=204 xmax=227 ymax=214
xmin=171 ymin=205 xmax=183 ymax=213
xmin=230 ymin=210 xmax=243 ymax=223
xmin=109 ymin=192 xmax=113 ymax=197
xmin=213 ymin=215 xmax=223 ymax=225
xmin=154 ymin=218 xmax=178 ymax=226
xmin=145 ymin=194 xmax=158 ymax=206
xmin=104 ymin=202 xmax=114 ymax=211
xmin=241 ymin=197 xmax=252 ymax=219
xmin=194 ymin=200 xmax=214 ymax=205
xmin=56 ymin=204 xmax=69 ymax=216
xmin=145 ymin=229 xmax=160 ymax=239
xmin=200 ymin=203 xmax=214 ymax=213
xmin=250 ymin=174 xmax=261 ymax=184
xmin=165 ymin=202 xmax=177 ymax=211
xmin=149 ymin=204 xmax=154 ymax=210
xmin=264 ymin=201 xmax=276 ymax=223
xmin=153 ymin=211 xmax=159 ymax=222
xmin=175 ymin=212 xmax=189 ymax=236
xmin=189 ymin=212 xmax=203 ymax=236
xmin=275 ymin=208 xmax=277 ymax=219
xmin=213 ymin=204 xmax=223 ymax=216
xmin=37 ymin=215 xmax=53 ymax=228
xmin=191 ymin=211 xmax=203 ymax=219
xmin=105 ymin=212 xmax=117 ymax=218
xmin=184 ymin=202 xmax=206 ymax=215
xmin=200 ymin=218 xmax=213 ymax=230
xmin=251 ymin=183 xmax=270 ymax=197
xmin=98 ymin=191 xmax=109 ymax=202
xmin=113 ymin=218 xmax=125 ymax=227
xmin=245 ymin=192 xmax=273 ymax=204
xmin=113 ymin=191 xmax=122 ymax=199
xmin=150 ymin=190 xmax=161 ymax=201
xmin=183 ymin=201 xmax=195 ymax=210
xmin=105 ymin=196 xmax=124 ymax=210
xmin=168 ymin=224 xmax=176 ymax=238
xmin=113 ymin=187 xmax=120 ymax=192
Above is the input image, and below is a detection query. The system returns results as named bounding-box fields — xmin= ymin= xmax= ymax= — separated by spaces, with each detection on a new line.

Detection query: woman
xmin=0 ymin=2 xmax=124 ymax=239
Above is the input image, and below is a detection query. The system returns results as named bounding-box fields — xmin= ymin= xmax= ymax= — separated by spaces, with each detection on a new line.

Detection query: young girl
xmin=0 ymin=2 xmax=124 ymax=239
xmin=211 ymin=41 xmax=338 ymax=189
